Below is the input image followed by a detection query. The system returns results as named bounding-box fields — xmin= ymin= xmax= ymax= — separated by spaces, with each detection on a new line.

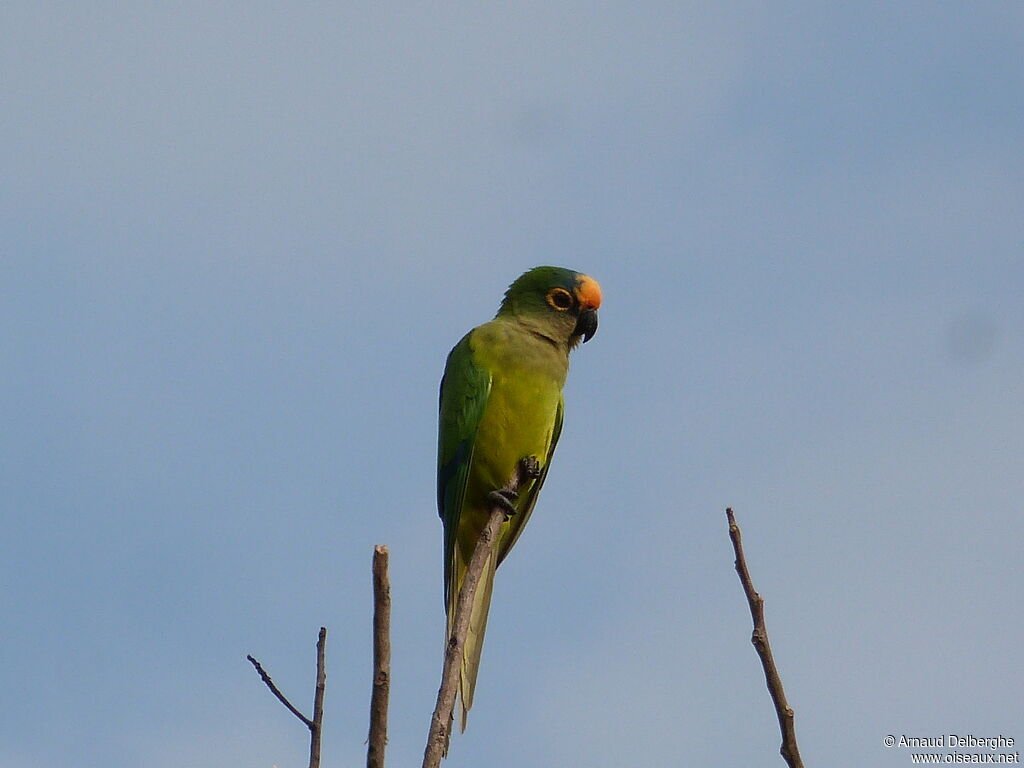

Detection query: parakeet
xmin=436 ymin=265 xmax=602 ymax=730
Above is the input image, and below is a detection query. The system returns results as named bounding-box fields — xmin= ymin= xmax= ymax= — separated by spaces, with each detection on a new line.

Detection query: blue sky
xmin=2 ymin=2 xmax=1022 ymax=767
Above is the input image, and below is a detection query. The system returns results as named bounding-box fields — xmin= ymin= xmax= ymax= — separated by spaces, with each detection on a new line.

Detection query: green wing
xmin=437 ymin=331 xmax=492 ymax=609
xmin=496 ymin=395 xmax=563 ymax=565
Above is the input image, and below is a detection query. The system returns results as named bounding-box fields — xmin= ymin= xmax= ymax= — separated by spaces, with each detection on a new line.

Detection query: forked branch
xmin=247 ymin=627 xmax=327 ymax=768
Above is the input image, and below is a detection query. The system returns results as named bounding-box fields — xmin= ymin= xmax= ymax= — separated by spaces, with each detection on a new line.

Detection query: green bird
xmin=437 ymin=265 xmax=602 ymax=730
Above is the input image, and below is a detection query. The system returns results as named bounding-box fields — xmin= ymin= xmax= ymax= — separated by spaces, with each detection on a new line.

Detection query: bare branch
xmin=422 ymin=462 xmax=530 ymax=768
xmin=422 ymin=509 xmax=503 ymax=766
xmin=310 ymin=627 xmax=327 ymax=768
xmin=368 ymin=545 xmax=392 ymax=768
xmin=246 ymin=653 xmax=315 ymax=729
xmin=726 ymin=508 xmax=805 ymax=768
xmin=247 ymin=627 xmax=328 ymax=768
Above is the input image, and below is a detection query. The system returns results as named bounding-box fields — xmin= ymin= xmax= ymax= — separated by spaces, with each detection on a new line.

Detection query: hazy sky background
xmin=2 ymin=2 xmax=1022 ymax=767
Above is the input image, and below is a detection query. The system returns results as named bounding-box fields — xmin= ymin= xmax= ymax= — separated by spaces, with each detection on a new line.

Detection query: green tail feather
xmin=459 ymin=548 xmax=496 ymax=731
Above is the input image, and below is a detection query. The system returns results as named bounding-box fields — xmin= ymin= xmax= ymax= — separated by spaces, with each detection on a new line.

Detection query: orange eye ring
xmin=546 ymin=287 xmax=574 ymax=311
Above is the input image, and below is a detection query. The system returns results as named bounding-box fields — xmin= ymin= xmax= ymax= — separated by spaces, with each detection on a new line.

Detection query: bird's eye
xmin=546 ymin=288 xmax=574 ymax=311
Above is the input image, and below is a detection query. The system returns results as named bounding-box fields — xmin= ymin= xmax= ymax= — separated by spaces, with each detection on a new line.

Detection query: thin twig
xmin=247 ymin=626 xmax=328 ymax=768
xmin=246 ymin=653 xmax=314 ymax=729
xmin=726 ymin=508 xmax=805 ymax=768
xmin=422 ymin=464 xmax=528 ymax=768
xmin=368 ymin=545 xmax=392 ymax=768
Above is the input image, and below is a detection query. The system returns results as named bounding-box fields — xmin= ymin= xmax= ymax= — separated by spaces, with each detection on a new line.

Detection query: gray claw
xmin=521 ymin=456 xmax=542 ymax=479
xmin=487 ymin=489 xmax=519 ymax=519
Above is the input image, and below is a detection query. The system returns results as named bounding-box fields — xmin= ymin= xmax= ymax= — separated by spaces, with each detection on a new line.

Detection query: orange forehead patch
xmin=574 ymin=275 xmax=602 ymax=310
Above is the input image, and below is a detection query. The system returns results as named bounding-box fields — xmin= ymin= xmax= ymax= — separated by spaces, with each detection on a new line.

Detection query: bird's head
xmin=497 ymin=266 xmax=602 ymax=348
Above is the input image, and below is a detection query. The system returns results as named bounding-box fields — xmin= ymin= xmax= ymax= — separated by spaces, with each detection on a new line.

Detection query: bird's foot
xmin=489 ymin=457 xmax=542 ymax=520
xmin=487 ymin=489 xmax=519 ymax=520
xmin=519 ymin=455 xmax=542 ymax=480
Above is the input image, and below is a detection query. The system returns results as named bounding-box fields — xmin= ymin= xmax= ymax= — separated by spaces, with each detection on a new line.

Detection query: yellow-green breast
xmin=455 ymin=317 xmax=568 ymax=563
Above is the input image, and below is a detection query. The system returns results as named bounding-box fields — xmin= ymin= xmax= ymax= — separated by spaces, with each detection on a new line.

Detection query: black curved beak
xmin=574 ymin=308 xmax=599 ymax=343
